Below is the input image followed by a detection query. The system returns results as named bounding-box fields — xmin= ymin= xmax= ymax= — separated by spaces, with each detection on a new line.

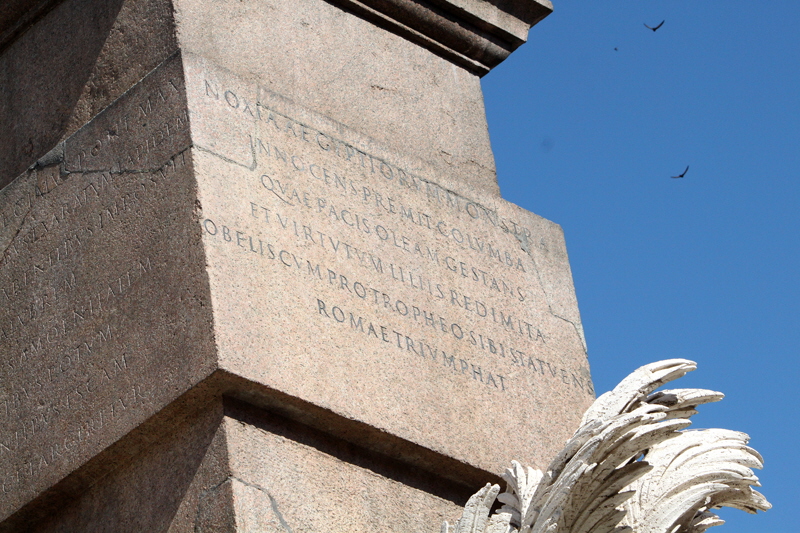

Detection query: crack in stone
xmin=195 ymin=138 xmax=257 ymax=171
xmin=64 ymin=145 xmax=192 ymax=177
xmin=551 ymin=312 xmax=588 ymax=355
xmin=30 ymin=142 xmax=64 ymax=171
xmin=200 ymin=475 xmax=294 ymax=533
xmin=516 ymin=233 xmax=587 ymax=355
xmin=1 ymin=143 xmax=69 ymax=265
xmin=0 ymin=146 xmax=191 ymax=268
xmin=266 ymin=490 xmax=295 ymax=533
xmin=196 ymin=476 xmax=232 ymax=501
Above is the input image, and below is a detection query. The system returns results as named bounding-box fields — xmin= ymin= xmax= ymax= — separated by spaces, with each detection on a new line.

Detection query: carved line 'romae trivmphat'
xmin=444 ymin=359 xmax=770 ymax=533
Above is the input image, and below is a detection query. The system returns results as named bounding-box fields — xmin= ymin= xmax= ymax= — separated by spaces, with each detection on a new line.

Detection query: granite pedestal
xmin=0 ymin=0 xmax=594 ymax=530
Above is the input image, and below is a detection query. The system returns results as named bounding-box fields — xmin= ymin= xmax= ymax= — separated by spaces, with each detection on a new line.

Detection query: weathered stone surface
xmin=224 ymin=421 xmax=461 ymax=533
xmin=223 ymin=399 xmax=469 ymax=533
xmin=0 ymin=55 xmax=591 ymax=529
xmin=20 ymin=400 xmax=230 ymax=533
xmin=0 ymin=0 xmax=593 ymax=528
xmin=7 ymin=398 xmax=470 ymax=532
xmin=0 ymin=52 xmax=216 ymax=518
xmin=188 ymin=53 xmax=594 ymax=476
xmin=1 ymin=0 xmax=508 ymax=196
xmin=174 ymin=0 xmax=501 ymax=198
xmin=0 ymin=0 xmax=179 ymax=190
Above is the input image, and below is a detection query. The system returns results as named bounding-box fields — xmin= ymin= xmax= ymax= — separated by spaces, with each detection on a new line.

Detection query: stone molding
xmin=326 ymin=0 xmax=552 ymax=75
xmin=0 ymin=0 xmax=552 ymax=75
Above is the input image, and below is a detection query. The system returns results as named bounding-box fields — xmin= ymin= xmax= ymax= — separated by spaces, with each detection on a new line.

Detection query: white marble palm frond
xmin=442 ymin=359 xmax=770 ymax=533
xmin=619 ymin=428 xmax=770 ymax=533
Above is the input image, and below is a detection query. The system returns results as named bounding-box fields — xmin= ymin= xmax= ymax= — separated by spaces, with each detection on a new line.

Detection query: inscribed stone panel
xmin=0 ymin=53 xmax=214 ymax=518
xmin=186 ymin=55 xmax=594 ymax=474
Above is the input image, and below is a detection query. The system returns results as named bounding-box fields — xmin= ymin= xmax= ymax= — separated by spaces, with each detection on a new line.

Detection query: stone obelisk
xmin=0 ymin=0 xmax=594 ymax=529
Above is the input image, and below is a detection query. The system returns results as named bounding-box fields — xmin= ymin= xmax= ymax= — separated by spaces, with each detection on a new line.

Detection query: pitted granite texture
xmin=0 ymin=0 xmax=591 ymax=528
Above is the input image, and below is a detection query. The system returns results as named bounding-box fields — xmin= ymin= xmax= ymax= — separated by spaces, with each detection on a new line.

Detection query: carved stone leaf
xmin=486 ymin=512 xmax=515 ymax=533
xmin=689 ymin=510 xmax=725 ymax=533
xmin=518 ymin=363 xmax=701 ymax=533
xmin=581 ymin=360 xmax=698 ymax=425
xmin=443 ymin=484 xmax=502 ymax=533
xmin=443 ymin=360 xmax=769 ymax=533
xmin=499 ymin=461 xmax=543 ymax=528
xmin=620 ymin=428 xmax=771 ymax=533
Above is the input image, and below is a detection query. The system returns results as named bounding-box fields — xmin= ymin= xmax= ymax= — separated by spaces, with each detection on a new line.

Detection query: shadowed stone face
xmin=0 ymin=52 xmax=217 ymax=518
xmin=0 ymin=0 xmax=180 ymax=190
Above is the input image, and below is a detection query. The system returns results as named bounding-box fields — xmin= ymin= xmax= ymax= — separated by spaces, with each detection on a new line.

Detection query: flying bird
xmin=645 ymin=20 xmax=665 ymax=32
xmin=671 ymin=165 xmax=689 ymax=179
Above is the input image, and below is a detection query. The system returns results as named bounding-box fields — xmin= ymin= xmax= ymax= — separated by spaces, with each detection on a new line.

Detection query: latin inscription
xmin=198 ymin=77 xmax=593 ymax=397
xmin=0 ymin=55 xmax=595 ymax=508
xmin=0 ymin=383 xmax=151 ymax=495
xmin=203 ymin=80 xmax=535 ymax=244
xmin=0 ymin=55 xmax=191 ymax=502
xmin=315 ymin=297 xmax=507 ymax=391
xmin=201 ymin=217 xmax=590 ymax=394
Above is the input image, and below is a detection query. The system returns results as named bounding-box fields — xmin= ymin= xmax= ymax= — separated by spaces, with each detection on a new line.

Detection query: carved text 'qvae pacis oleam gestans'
xmin=186 ymin=53 xmax=593 ymax=474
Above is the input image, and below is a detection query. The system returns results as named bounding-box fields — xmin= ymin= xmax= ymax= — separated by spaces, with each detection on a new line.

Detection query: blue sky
xmin=481 ymin=2 xmax=799 ymax=531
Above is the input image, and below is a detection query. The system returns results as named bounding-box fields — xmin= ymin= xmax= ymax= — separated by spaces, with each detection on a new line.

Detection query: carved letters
xmin=198 ymin=76 xmax=593 ymax=397
xmin=0 ymin=55 xmax=190 ymax=500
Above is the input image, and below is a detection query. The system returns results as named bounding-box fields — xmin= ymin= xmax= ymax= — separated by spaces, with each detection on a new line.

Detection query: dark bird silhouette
xmin=671 ymin=165 xmax=689 ymax=179
xmin=645 ymin=20 xmax=665 ymax=32
xmin=614 ymin=47 xmax=618 ymax=51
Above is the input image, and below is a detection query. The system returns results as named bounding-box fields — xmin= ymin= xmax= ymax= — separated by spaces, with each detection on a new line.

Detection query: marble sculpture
xmin=443 ymin=359 xmax=770 ymax=533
